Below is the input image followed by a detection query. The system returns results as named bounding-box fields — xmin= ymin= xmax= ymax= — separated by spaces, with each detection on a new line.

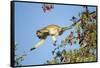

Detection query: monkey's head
xmin=36 ymin=30 xmax=49 ymax=39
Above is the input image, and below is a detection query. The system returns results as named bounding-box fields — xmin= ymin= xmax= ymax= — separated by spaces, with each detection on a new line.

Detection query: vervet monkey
xmin=30 ymin=24 xmax=65 ymax=51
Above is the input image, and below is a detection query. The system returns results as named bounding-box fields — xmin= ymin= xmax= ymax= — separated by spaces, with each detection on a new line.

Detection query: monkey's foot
xmin=53 ymin=43 xmax=56 ymax=46
xmin=53 ymin=41 xmax=57 ymax=46
xmin=30 ymin=48 xmax=36 ymax=51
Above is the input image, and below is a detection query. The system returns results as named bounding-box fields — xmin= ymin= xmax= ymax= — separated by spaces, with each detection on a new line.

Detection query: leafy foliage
xmin=46 ymin=6 xmax=97 ymax=64
xmin=15 ymin=43 xmax=26 ymax=66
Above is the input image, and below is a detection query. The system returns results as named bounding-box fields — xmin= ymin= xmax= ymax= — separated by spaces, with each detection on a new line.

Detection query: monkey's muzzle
xmin=38 ymin=35 xmax=42 ymax=39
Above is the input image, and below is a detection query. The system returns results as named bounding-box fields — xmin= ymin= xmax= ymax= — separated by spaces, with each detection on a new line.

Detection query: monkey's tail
xmin=62 ymin=22 xmax=77 ymax=31
xmin=62 ymin=26 xmax=72 ymax=31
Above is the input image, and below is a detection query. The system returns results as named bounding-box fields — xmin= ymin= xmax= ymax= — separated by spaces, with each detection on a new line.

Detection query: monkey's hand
xmin=30 ymin=39 xmax=45 ymax=51
xmin=30 ymin=47 xmax=36 ymax=51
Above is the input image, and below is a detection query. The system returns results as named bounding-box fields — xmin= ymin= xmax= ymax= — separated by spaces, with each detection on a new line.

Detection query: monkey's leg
xmin=30 ymin=39 xmax=45 ymax=51
xmin=51 ymin=36 xmax=57 ymax=46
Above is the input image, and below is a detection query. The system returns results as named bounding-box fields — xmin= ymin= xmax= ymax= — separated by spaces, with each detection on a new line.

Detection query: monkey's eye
xmin=36 ymin=30 xmax=41 ymax=34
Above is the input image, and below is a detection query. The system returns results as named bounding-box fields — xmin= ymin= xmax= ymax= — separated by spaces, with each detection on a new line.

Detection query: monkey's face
xmin=36 ymin=30 xmax=49 ymax=39
xmin=36 ymin=30 xmax=43 ymax=39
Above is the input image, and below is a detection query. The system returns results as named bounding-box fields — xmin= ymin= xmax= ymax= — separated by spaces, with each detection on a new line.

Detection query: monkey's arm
xmin=30 ymin=39 xmax=45 ymax=51
xmin=51 ymin=36 xmax=57 ymax=46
